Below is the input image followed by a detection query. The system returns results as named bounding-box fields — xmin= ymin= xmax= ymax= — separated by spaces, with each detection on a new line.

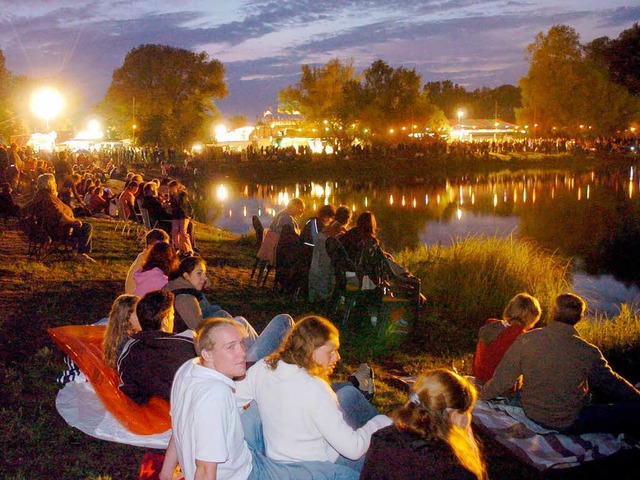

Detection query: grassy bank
xmin=1 ymin=214 xmax=638 ymax=479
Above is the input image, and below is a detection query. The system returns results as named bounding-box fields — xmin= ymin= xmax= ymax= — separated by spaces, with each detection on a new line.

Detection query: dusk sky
xmin=1 ymin=1 xmax=638 ymax=121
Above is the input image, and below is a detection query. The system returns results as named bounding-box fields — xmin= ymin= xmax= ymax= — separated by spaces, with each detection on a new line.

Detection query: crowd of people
xmin=5 ymin=143 xmax=638 ymax=478
xmin=258 ymin=198 xmax=422 ymax=320
xmin=92 ymin=201 xmax=638 ymax=480
xmin=193 ymin=135 xmax=638 ymax=167
xmin=0 ymin=143 xmax=203 ymax=261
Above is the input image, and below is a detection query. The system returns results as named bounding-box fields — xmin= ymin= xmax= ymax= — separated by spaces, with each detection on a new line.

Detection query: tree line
xmin=0 ymin=23 xmax=637 ymax=148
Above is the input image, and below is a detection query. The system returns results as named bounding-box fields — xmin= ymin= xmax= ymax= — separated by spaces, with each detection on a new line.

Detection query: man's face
xmin=204 ymin=325 xmax=247 ymax=378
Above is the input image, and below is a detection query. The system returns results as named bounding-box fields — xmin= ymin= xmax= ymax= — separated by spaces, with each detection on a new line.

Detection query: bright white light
xmin=31 ymin=87 xmax=64 ymax=127
xmin=214 ymin=124 xmax=227 ymax=139
xmin=88 ymin=119 xmax=100 ymax=132
xmin=216 ymin=184 xmax=229 ymax=201
xmin=192 ymin=144 xmax=203 ymax=153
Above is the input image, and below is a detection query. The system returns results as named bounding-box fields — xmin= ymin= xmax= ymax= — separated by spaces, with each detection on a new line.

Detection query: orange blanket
xmin=48 ymin=325 xmax=170 ymax=435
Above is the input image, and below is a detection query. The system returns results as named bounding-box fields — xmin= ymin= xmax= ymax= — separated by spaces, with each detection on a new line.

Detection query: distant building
xmin=448 ymin=118 xmax=518 ymax=141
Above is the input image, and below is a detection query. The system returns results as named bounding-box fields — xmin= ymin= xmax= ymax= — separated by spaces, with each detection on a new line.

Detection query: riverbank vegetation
xmin=1 ymin=215 xmax=639 ymax=478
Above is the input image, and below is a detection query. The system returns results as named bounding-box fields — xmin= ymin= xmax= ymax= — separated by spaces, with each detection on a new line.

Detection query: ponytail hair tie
xmin=409 ymin=391 xmax=421 ymax=405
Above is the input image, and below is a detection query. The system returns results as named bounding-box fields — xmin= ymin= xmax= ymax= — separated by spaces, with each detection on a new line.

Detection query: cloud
xmin=0 ymin=0 xmax=637 ymax=119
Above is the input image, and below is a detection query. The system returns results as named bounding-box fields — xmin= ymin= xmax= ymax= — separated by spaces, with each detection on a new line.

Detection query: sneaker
xmin=349 ymin=363 xmax=375 ymax=400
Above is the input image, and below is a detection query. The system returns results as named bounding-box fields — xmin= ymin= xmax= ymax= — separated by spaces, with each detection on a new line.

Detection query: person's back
xmin=482 ymin=293 xmax=640 ymax=431
xmin=117 ymin=290 xmax=196 ymax=404
xmin=361 ymin=369 xmax=484 ymax=480
xmin=118 ymin=329 xmax=195 ymax=404
xmin=473 ymin=293 xmax=541 ymax=384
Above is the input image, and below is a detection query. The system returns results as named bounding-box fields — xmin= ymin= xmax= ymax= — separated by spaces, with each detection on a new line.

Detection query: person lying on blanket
xmin=360 ymin=369 xmax=487 ymax=480
xmin=159 ymin=318 xmax=359 ymax=480
xmin=481 ymin=293 xmax=640 ymax=436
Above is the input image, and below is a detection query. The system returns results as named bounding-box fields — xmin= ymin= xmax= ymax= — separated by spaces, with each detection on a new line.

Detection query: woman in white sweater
xmin=235 ymin=316 xmax=392 ymax=474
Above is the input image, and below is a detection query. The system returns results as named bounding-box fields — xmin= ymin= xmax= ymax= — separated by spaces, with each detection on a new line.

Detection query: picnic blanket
xmin=396 ymin=375 xmax=632 ymax=471
xmin=472 ymin=399 xmax=630 ymax=471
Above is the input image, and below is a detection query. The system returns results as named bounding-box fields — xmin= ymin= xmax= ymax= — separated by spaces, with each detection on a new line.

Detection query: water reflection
xmin=193 ymin=166 xmax=640 ymax=297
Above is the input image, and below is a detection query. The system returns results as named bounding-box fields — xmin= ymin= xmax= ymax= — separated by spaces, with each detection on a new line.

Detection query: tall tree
xmin=517 ymin=25 xmax=638 ymax=134
xmin=587 ymin=23 xmax=640 ymax=95
xmin=99 ymin=44 xmax=227 ymax=148
xmin=360 ymin=60 xmax=439 ymax=136
xmin=424 ymin=80 xmax=473 ymax=118
xmin=279 ymin=58 xmax=357 ymax=124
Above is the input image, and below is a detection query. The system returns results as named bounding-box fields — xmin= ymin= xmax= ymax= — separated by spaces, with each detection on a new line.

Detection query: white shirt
xmin=235 ymin=359 xmax=391 ymax=463
xmin=170 ymin=359 xmax=252 ymax=480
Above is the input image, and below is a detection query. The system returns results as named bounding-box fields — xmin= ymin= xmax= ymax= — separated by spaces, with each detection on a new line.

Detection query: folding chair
xmin=249 ymin=215 xmax=273 ymax=287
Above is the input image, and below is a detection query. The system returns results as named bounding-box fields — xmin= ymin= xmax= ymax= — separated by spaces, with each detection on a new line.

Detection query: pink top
xmin=133 ymin=267 xmax=168 ymax=297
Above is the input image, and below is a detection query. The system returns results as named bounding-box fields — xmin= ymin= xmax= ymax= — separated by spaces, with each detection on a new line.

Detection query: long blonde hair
xmin=103 ymin=295 xmax=139 ymax=368
xmin=392 ymin=369 xmax=486 ymax=480
xmin=265 ymin=316 xmax=339 ymax=381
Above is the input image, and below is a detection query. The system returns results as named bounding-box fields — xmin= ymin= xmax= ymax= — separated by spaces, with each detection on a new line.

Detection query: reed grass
xmin=578 ymin=305 xmax=640 ymax=352
xmin=396 ymin=235 xmax=571 ymax=352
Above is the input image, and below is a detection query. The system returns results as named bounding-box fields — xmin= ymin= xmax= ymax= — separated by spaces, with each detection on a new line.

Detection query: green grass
xmin=1 ymin=212 xmax=639 ymax=479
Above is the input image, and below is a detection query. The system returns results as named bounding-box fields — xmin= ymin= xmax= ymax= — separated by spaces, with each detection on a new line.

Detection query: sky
xmin=0 ymin=0 xmax=638 ymax=121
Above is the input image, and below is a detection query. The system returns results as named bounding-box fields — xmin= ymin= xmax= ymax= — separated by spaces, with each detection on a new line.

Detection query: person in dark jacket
xmin=117 ymin=290 xmax=196 ymax=404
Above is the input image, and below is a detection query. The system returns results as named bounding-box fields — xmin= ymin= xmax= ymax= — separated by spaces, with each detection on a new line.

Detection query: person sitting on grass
xmin=133 ymin=241 xmax=179 ymax=297
xmin=163 ymin=256 xmax=233 ymax=331
xmin=234 ymin=315 xmax=391 ymax=475
xmin=165 ymin=256 xmax=296 ymax=361
xmin=160 ymin=318 xmax=359 ymax=480
xmin=481 ymin=293 xmax=640 ymax=435
xmin=360 ymin=369 xmax=486 ymax=480
xmin=117 ymin=290 xmax=195 ymax=404
xmin=102 ymin=294 xmax=140 ymax=369
xmin=473 ymin=293 xmax=541 ymax=384
xmin=125 ymin=228 xmax=170 ymax=294
xmin=20 ymin=173 xmax=96 ymax=263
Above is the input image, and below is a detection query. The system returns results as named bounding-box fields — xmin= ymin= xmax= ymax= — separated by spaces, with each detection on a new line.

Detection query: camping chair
xmin=114 ymin=197 xmax=133 ymax=235
xmin=332 ymin=240 xmax=421 ymax=336
xmin=138 ymin=203 xmax=173 ymax=235
xmin=20 ymin=212 xmax=74 ymax=261
xmin=249 ymin=215 xmax=273 ymax=287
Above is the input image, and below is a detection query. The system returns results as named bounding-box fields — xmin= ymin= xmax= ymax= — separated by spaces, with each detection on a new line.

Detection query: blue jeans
xmin=71 ymin=222 xmax=93 ymax=254
xmin=241 ymin=383 xmax=377 ymax=476
xmin=242 ymin=403 xmax=358 ymax=480
xmin=199 ymin=297 xmax=233 ymax=320
xmin=237 ymin=314 xmax=294 ymax=363
xmin=332 ymin=383 xmax=378 ymax=472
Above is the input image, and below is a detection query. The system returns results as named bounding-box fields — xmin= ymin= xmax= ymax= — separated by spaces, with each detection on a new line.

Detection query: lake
xmin=191 ymin=163 xmax=640 ymax=315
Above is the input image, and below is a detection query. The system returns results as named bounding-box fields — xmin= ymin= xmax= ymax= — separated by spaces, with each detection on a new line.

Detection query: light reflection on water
xmin=194 ymin=166 xmax=640 ymax=314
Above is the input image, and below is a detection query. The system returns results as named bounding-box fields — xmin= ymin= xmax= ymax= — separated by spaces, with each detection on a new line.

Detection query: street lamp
xmin=457 ymin=109 xmax=464 ymax=140
xmin=30 ymin=87 xmax=63 ymax=131
xmin=132 ymin=124 xmax=137 ymax=146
